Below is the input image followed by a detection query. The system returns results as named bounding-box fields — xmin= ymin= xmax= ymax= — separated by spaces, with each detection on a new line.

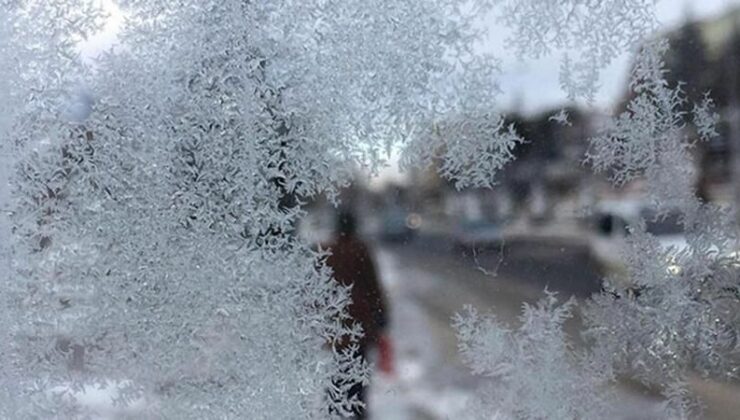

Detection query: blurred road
xmin=367 ymin=233 xmax=740 ymax=419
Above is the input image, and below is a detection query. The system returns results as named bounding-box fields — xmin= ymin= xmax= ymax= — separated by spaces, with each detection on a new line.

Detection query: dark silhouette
xmin=325 ymin=210 xmax=388 ymax=419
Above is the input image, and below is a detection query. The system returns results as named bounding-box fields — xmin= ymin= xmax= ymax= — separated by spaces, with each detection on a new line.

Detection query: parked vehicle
xmin=379 ymin=207 xmax=418 ymax=242
xmin=451 ymin=218 xmax=504 ymax=250
xmin=589 ymin=199 xmax=688 ymax=278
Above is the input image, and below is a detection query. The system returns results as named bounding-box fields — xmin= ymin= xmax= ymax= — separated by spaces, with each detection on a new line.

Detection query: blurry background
xmin=75 ymin=1 xmax=740 ymax=418
xmin=297 ymin=5 xmax=740 ymax=419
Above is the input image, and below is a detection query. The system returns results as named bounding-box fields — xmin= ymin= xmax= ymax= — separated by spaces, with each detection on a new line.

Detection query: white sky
xmin=485 ymin=0 xmax=740 ymax=115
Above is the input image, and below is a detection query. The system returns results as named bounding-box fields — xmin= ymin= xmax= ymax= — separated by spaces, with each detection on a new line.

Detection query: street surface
xmin=367 ymin=234 xmax=740 ymax=419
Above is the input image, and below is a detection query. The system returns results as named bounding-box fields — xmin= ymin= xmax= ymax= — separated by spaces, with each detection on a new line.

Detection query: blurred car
xmin=379 ymin=207 xmax=419 ymax=242
xmin=452 ymin=219 xmax=504 ymax=250
xmin=589 ymin=200 xmax=688 ymax=278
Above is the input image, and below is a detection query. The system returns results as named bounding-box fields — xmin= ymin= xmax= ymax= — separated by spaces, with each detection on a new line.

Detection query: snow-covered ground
xmin=368 ymin=245 xmax=669 ymax=420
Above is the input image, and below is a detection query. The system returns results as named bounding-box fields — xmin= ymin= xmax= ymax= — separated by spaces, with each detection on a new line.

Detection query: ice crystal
xmin=453 ymin=294 xmax=614 ymax=419
xmin=492 ymin=0 xmax=658 ymax=100
xmin=4 ymin=1 xmax=739 ymax=418
xmin=549 ymin=109 xmax=572 ymax=126
xmin=456 ymin=9 xmax=738 ymax=420
xmin=402 ymin=113 xmax=522 ymax=189
xmin=583 ymin=39 xmax=740 ymax=414
xmin=3 ymin=0 xmax=517 ymax=417
xmin=0 ymin=1 xmax=105 ymax=417
xmin=587 ymin=40 xmax=714 ymax=211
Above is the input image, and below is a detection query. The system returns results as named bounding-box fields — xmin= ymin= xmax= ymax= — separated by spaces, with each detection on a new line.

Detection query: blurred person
xmin=324 ymin=210 xmax=390 ymax=419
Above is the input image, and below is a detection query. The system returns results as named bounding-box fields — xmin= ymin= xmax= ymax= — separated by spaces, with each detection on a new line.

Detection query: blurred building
xmin=404 ymin=106 xmax=598 ymax=227
xmin=634 ymin=7 xmax=740 ymax=205
xmin=500 ymin=107 xmax=595 ymax=222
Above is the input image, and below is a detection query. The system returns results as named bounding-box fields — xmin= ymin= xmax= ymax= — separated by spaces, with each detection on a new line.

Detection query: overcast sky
xmin=485 ymin=0 xmax=740 ymax=114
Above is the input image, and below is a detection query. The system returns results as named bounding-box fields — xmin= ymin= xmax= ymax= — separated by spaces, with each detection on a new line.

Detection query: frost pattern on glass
xmin=493 ymin=0 xmax=658 ymax=100
xmin=583 ymin=40 xmax=740 ymax=415
xmin=453 ymin=294 xmax=614 ymax=419
xmin=3 ymin=0 xmax=517 ymax=417
xmin=1 ymin=1 xmax=105 ymax=417
xmin=452 ymin=11 xmax=739 ymax=420
xmin=5 ymin=0 xmax=740 ymax=418
xmin=587 ymin=41 xmax=712 ymax=208
xmin=401 ymin=114 xmax=522 ymax=189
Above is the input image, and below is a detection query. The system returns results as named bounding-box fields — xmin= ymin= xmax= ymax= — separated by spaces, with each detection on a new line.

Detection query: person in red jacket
xmin=324 ymin=210 xmax=389 ymax=419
